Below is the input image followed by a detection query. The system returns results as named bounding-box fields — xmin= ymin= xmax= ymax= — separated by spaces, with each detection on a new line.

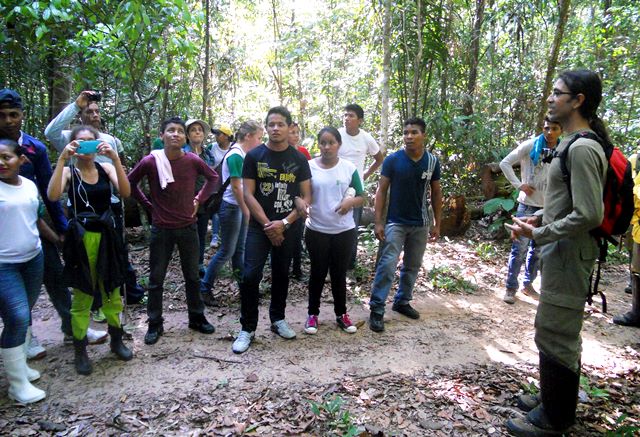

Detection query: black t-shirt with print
xmin=242 ymin=144 xmax=311 ymax=227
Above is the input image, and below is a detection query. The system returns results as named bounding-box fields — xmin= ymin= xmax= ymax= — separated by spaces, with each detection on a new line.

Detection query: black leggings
xmin=305 ymin=227 xmax=356 ymax=316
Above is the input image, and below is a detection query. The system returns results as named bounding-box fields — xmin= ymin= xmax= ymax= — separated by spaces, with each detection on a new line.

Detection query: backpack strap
xmin=217 ymin=145 xmax=240 ymax=193
xmin=587 ymin=241 xmax=608 ymax=313
xmin=559 ymin=131 xmax=610 ymax=313
xmin=559 ymin=131 xmax=603 ymax=199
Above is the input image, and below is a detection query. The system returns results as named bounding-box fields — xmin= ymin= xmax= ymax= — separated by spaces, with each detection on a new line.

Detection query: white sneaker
xmin=232 ymin=331 xmax=255 ymax=354
xmin=87 ymin=328 xmax=109 ymax=344
xmin=270 ymin=319 xmax=296 ymax=339
xmin=26 ymin=336 xmax=46 ymax=360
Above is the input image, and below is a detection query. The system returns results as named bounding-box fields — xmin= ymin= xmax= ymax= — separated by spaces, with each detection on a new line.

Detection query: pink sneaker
xmin=304 ymin=315 xmax=318 ymax=335
xmin=336 ymin=314 xmax=357 ymax=334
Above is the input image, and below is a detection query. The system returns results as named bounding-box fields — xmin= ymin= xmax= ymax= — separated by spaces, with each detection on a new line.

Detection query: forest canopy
xmin=1 ymin=0 xmax=639 ymax=194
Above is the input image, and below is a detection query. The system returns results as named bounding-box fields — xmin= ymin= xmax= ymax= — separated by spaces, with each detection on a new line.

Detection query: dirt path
xmin=1 ymin=236 xmax=638 ymax=436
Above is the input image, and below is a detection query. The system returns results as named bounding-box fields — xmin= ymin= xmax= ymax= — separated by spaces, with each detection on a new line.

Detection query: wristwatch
xmin=282 ymin=218 xmax=291 ymax=230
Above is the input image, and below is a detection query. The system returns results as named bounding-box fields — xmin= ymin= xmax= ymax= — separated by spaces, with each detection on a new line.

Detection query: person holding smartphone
xmin=45 ymin=90 xmax=146 ymax=306
xmin=47 ymin=125 xmax=133 ymax=375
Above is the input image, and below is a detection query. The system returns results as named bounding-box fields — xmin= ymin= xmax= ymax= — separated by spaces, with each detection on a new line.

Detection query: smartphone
xmin=76 ymin=140 xmax=100 ymax=155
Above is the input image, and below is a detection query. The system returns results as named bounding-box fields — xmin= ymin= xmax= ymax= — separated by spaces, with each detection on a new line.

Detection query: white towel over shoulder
xmin=151 ymin=149 xmax=174 ymax=189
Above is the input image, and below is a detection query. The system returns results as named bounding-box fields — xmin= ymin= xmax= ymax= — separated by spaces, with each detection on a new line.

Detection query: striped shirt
xmin=381 ymin=149 xmax=441 ymax=227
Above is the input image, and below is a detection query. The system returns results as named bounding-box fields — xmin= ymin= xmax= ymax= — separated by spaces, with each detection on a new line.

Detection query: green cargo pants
xmin=534 ymin=234 xmax=598 ymax=373
xmin=71 ymin=231 xmax=123 ymax=340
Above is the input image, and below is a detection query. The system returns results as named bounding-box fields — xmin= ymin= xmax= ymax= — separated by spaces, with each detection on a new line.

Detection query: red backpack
xmin=559 ymin=131 xmax=634 ymax=312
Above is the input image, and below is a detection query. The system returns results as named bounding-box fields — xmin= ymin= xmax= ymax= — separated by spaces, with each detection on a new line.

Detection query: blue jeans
xmin=0 ymin=251 xmax=44 ymax=348
xmin=196 ymin=211 xmax=209 ymax=267
xmin=147 ymin=224 xmax=204 ymax=322
xmin=41 ymin=238 xmax=72 ymax=336
xmin=239 ymin=224 xmax=296 ymax=332
xmin=200 ymin=201 xmax=248 ymax=293
xmin=506 ymin=203 xmax=540 ymax=290
xmin=369 ymin=224 xmax=428 ymax=315
xmin=210 ymin=213 xmax=220 ymax=243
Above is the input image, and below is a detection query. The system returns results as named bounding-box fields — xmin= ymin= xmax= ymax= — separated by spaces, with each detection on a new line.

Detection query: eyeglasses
xmin=550 ymin=90 xmax=574 ymax=98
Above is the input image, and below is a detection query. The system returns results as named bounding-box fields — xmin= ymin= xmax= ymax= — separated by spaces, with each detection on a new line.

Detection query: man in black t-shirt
xmin=232 ymin=106 xmax=312 ymax=354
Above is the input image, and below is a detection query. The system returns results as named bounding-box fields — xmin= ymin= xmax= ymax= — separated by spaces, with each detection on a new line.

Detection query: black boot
xmin=73 ymin=337 xmax=92 ymax=375
xmin=613 ymin=273 xmax=640 ymax=327
xmin=517 ymin=393 xmax=539 ymax=412
xmin=108 ymin=326 xmax=133 ymax=361
xmin=531 ymin=352 xmax=579 ymax=431
xmin=188 ymin=312 xmax=215 ymax=334
xmin=506 ymin=353 xmax=578 ymax=436
xmin=144 ymin=318 xmax=164 ymax=345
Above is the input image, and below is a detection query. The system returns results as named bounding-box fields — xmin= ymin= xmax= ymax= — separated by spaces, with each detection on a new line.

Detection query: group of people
xmin=0 ymin=68 xmax=635 ymax=437
xmin=0 ymin=89 xmax=441 ymax=405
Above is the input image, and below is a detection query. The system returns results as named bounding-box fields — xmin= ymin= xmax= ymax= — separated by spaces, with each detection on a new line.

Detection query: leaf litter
xmin=0 ymin=227 xmax=638 ymax=435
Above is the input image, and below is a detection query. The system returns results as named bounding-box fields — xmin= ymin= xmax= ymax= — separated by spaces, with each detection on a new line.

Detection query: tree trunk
xmin=409 ymin=0 xmax=424 ymax=117
xmin=159 ymin=46 xmax=172 ymax=123
xmin=535 ymin=0 xmax=571 ymax=132
xmin=439 ymin=0 xmax=453 ymax=114
xmin=462 ymin=0 xmax=485 ymax=118
xmin=202 ymin=0 xmax=210 ymax=120
xmin=440 ymin=195 xmax=471 ymax=237
xmin=47 ymin=55 xmax=71 ymax=124
xmin=270 ymin=0 xmax=283 ymax=103
xmin=379 ymin=0 xmax=392 ymax=153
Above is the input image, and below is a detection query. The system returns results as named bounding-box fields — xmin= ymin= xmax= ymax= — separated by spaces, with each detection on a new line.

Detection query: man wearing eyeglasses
xmin=499 ymin=116 xmax=562 ymax=304
xmin=506 ymin=70 xmax=610 ymax=436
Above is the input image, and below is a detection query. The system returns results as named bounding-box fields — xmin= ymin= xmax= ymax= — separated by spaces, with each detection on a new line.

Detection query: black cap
xmin=0 ymin=89 xmax=23 ymax=110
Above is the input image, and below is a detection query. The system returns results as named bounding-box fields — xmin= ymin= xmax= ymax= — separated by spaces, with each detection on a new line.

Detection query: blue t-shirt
xmin=381 ymin=149 xmax=441 ymax=226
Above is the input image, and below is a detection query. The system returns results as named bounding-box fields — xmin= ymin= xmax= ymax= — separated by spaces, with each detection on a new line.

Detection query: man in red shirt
xmin=128 ymin=117 xmax=218 ymax=345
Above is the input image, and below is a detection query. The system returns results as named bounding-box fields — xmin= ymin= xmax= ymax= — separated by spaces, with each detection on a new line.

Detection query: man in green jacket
xmin=506 ymin=70 xmax=609 ymax=436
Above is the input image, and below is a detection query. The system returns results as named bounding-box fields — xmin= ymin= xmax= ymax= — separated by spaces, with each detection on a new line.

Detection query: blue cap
xmin=0 ymin=89 xmax=23 ymax=110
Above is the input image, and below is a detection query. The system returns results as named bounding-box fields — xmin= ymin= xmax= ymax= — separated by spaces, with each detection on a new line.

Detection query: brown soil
xmin=1 ymin=233 xmax=638 ymax=436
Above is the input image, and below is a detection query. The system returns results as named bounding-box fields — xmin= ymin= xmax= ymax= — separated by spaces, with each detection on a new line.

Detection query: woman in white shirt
xmin=302 ymin=127 xmax=364 ymax=335
xmin=0 ymin=138 xmax=46 ymax=404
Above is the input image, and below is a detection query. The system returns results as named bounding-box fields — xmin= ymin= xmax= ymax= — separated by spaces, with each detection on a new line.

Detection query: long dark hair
xmin=559 ymin=69 xmax=613 ymax=149
xmin=317 ymin=126 xmax=342 ymax=144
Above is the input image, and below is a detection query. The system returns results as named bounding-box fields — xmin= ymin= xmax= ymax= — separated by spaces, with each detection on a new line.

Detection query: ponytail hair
xmin=559 ymin=69 xmax=613 ymax=150
xmin=236 ymin=120 xmax=262 ymax=142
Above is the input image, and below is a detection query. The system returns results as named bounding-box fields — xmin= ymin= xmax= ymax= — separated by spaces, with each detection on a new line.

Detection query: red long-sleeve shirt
xmin=128 ymin=152 xmax=218 ymax=229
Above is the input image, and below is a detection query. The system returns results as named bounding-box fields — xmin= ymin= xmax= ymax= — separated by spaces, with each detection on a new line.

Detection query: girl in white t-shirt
xmin=302 ymin=127 xmax=364 ymax=335
xmin=0 ymin=138 xmax=46 ymax=404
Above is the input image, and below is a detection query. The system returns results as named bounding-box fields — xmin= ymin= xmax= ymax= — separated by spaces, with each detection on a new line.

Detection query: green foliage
xmin=474 ymin=241 xmax=499 ymax=262
xmin=308 ymin=395 xmax=360 ymax=437
xmin=359 ymin=224 xmax=380 ymax=256
xmin=483 ymin=190 xmax=518 ymax=233
xmin=428 ymin=266 xmax=476 ymax=294
xmin=605 ymin=414 xmax=640 ymax=437
xmin=483 ymin=197 xmax=515 ymax=216
xmin=520 ymin=380 xmax=538 ymax=396
xmin=580 ymin=375 xmax=610 ymax=400
xmin=1 ymin=0 xmax=639 ymax=189
xmin=606 ymin=241 xmax=630 ymax=266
